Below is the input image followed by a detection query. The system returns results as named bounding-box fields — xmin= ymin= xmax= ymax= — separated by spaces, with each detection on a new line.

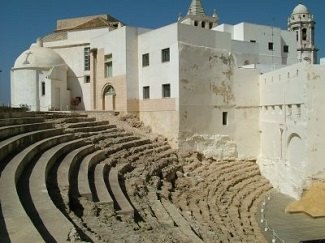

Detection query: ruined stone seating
xmin=161 ymin=198 xmax=204 ymax=243
xmin=147 ymin=190 xmax=175 ymax=226
xmin=94 ymin=163 xmax=114 ymax=205
xmin=0 ymin=111 xmax=153 ymax=242
xmin=0 ymin=133 xmax=73 ymax=242
xmin=65 ymin=120 xmax=109 ymax=129
xmin=0 ymin=122 xmax=54 ymax=141
xmin=39 ymin=112 xmax=88 ymax=119
xmin=0 ymin=116 xmax=44 ymax=127
xmin=0 ymin=128 xmax=63 ymax=167
xmin=0 ymin=110 xmax=274 ymax=242
xmin=172 ymin=160 xmax=272 ymax=242
xmin=57 ymin=143 xmax=96 ymax=204
xmin=109 ymin=166 xmax=134 ymax=216
xmin=59 ymin=116 xmax=96 ymax=124
xmin=29 ymin=138 xmax=88 ymax=242
xmin=78 ymin=150 xmax=106 ymax=200
xmin=0 ymin=111 xmax=36 ymax=119
xmin=66 ymin=123 xmax=114 ymax=133
xmin=0 ymin=112 xmax=102 ymax=242
xmin=77 ymin=137 xmax=150 ymax=201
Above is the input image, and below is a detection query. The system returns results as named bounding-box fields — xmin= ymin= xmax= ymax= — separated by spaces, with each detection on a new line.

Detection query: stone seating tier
xmin=0 ymin=128 xmax=64 ymax=166
xmin=29 ymin=138 xmax=88 ymax=242
xmin=0 ymin=111 xmax=37 ymax=119
xmin=109 ymin=166 xmax=134 ymax=216
xmin=0 ymin=117 xmax=44 ymax=127
xmin=0 ymin=134 xmax=74 ymax=242
xmin=0 ymin=122 xmax=54 ymax=140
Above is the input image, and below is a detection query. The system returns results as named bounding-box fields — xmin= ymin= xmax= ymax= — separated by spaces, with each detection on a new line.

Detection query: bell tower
xmin=288 ymin=3 xmax=318 ymax=64
xmin=179 ymin=0 xmax=218 ymax=30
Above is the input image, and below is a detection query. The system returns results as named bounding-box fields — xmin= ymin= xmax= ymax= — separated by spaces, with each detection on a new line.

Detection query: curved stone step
xmin=103 ymin=138 xmax=151 ymax=161
xmin=80 ymin=128 xmax=128 ymax=142
xmin=222 ymin=174 xmax=262 ymax=210
xmin=161 ymin=198 xmax=204 ymax=243
xmin=66 ymin=120 xmax=109 ymax=129
xmin=94 ymin=163 xmax=113 ymax=205
xmin=66 ymin=124 xmax=114 ymax=133
xmin=57 ymin=144 xmax=96 ymax=205
xmin=59 ymin=117 xmax=96 ymax=124
xmin=39 ymin=112 xmax=87 ymax=119
xmin=109 ymin=166 xmax=134 ymax=216
xmin=0 ymin=128 xmax=64 ymax=168
xmin=28 ymin=138 xmax=88 ymax=242
xmin=0 ymin=117 xmax=45 ymax=127
xmin=173 ymin=161 xmax=271 ymax=243
xmin=0 ymin=134 xmax=73 ymax=242
xmin=0 ymin=122 xmax=54 ymax=141
xmin=147 ymin=190 xmax=174 ymax=226
xmin=78 ymin=150 xmax=106 ymax=200
xmin=0 ymin=112 xmax=37 ymax=119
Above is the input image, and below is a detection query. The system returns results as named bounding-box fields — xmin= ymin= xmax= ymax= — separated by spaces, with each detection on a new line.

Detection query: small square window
xmin=222 ymin=112 xmax=228 ymax=126
xmin=162 ymin=84 xmax=171 ymax=98
xmin=143 ymin=86 xmax=150 ymax=99
xmin=84 ymin=75 xmax=90 ymax=83
xmin=209 ymin=22 xmax=213 ymax=29
xmin=142 ymin=53 xmax=149 ymax=67
xmin=283 ymin=45 xmax=289 ymax=53
xmin=162 ymin=48 xmax=170 ymax=63
xmin=194 ymin=21 xmax=198 ymax=26
xmin=268 ymin=42 xmax=274 ymax=50
xmin=201 ymin=22 xmax=206 ymax=28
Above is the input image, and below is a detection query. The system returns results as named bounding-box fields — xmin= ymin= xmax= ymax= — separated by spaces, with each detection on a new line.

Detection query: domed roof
xmin=292 ymin=3 xmax=310 ymax=15
xmin=14 ymin=41 xmax=65 ymax=69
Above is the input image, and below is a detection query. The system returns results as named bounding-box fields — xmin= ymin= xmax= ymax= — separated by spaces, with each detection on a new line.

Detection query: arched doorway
xmin=102 ymin=85 xmax=116 ymax=111
xmin=287 ymin=133 xmax=304 ymax=167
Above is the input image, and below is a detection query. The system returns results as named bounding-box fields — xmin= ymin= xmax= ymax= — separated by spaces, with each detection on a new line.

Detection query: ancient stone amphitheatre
xmin=0 ymin=108 xmax=273 ymax=242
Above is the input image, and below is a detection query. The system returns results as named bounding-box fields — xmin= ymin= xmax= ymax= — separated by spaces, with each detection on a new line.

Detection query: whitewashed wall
xmin=215 ymin=23 xmax=297 ymax=66
xmin=92 ymin=27 xmax=128 ymax=76
xmin=257 ymin=63 xmax=325 ymax=199
xmin=138 ymin=23 xmax=179 ymax=100
xmin=11 ymin=70 xmax=39 ymax=110
xmin=305 ymin=65 xmax=325 ymax=184
xmin=44 ymin=28 xmax=111 ymax=111
xmin=137 ymin=23 xmax=180 ymax=145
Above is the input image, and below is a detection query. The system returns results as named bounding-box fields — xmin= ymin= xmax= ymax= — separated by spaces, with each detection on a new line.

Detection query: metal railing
xmin=260 ymin=193 xmax=286 ymax=243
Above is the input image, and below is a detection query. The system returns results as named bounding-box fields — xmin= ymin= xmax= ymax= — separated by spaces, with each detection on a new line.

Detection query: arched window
xmin=104 ymin=85 xmax=115 ymax=96
xmin=296 ymin=31 xmax=299 ymax=41
xmin=302 ymin=28 xmax=307 ymax=41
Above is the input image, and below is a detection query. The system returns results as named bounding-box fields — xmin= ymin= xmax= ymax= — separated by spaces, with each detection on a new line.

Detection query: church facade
xmin=11 ymin=1 xmax=325 ymax=199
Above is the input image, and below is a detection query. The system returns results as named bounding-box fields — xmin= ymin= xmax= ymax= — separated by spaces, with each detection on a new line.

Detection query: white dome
xmin=14 ymin=43 xmax=65 ymax=69
xmin=292 ymin=4 xmax=310 ymax=15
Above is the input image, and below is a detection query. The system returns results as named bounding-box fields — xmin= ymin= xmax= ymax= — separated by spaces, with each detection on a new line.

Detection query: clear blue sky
xmin=0 ymin=0 xmax=323 ymax=105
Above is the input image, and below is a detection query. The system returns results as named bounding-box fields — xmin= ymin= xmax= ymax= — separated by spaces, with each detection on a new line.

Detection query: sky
xmin=0 ymin=0 xmax=324 ymax=105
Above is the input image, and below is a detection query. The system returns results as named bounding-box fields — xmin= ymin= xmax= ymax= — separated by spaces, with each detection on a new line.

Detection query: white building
xmin=11 ymin=1 xmax=324 ymax=199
